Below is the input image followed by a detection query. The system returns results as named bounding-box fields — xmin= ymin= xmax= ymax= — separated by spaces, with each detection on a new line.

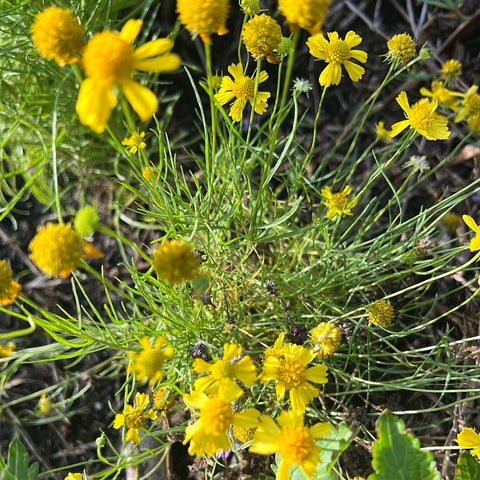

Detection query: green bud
xmin=74 ymin=206 xmax=99 ymax=237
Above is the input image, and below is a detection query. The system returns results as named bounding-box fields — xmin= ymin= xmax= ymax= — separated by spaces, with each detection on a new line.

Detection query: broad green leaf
xmin=369 ymin=410 xmax=439 ymax=480
xmin=456 ymin=452 xmax=480 ymax=480
xmin=4 ymin=439 xmax=39 ymax=480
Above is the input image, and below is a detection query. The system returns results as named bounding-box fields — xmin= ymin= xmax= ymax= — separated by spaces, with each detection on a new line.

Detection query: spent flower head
xmin=403 ymin=155 xmax=430 ymax=176
xmin=321 ymin=185 xmax=357 ymax=221
xmin=441 ymin=59 xmax=462 ymax=84
xmin=386 ymin=33 xmax=416 ymax=67
xmin=242 ymin=14 xmax=282 ymax=63
xmin=31 ymin=7 xmax=84 ymax=66
xmin=250 ymin=410 xmax=331 ymax=480
xmin=311 ymin=323 xmax=342 ymax=360
xmin=122 ymin=132 xmax=146 ymax=154
xmin=293 ymin=78 xmax=313 ymax=97
xmin=0 ymin=260 xmax=21 ymax=306
xmin=76 ymin=20 xmax=180 ymax=133
xmin=457 ymin=427 xmax=480 ymax=460
xmin=462 ymin=215 xmax=480 ymax=252
xmin=368 ymin=300 xmax=394 ymax=327
xmin=278 ymin=0 xmax=331 ymax=35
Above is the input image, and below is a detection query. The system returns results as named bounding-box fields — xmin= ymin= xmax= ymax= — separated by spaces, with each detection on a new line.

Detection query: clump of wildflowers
xmin=386 ymin=33 xmax=416 ymax=66
xmin=152 ymin=239 xmax=198 ymax=284
xmin=462 ymin=215 xmax=480 ymax=252
xmin=307 ymin=31 xmax=367 ymax=87
xmin=76 ymin=19 xmax=181 ymax=134
xmin=214 ymin=63 xmax=270 ymax=122
xmin=122 ymin=132 xmax=146 ymax=154
xmin=31 ymin=7 xmax=84 ymax=66
xmin=242 ymin=14 xmax=282 ymax=63
xmin=0 ymin=260 xmax=21 ymax=306
xmin=278 ymin=0 xmax=331 ymax=35
xmin=113 ymin=392 xmax=157 ymax=444
xmin=311 ymin=323 xmax=342 ymax=360
xmin=368 ymin=300 xmax=394 ymax=327
xmin=321 ymin=185 xmax=357 ymax=221
xmin=250 ymin=410 xmax=331 ymax=480
xmin=457 ymin=427 xmax=480 ymax=460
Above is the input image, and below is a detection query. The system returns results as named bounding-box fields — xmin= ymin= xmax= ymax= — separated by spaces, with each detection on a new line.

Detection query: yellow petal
xmin=396 ymin=91 xmax=411 ymax=113
xmin=122 ymin=79 xmax=158 ymax=121
xmin=344 ymin=60 xmax=365 ymax=82
xmin=458 ymin=428 xmax=480 ymax=448
xmin=134 ymin=53 xmax=181 ymax=73
xmin=470 ymin=234 xmax=480 ymax=252
xmin=134 ymin=39 xmax=173 ymax=60
xmin=462 ymin=214 xmax=480 ymax=232
xmin=390 ymin=120 xmax=410 ymax=138
xmin=120 ymin=19 xmax=142 ymax=45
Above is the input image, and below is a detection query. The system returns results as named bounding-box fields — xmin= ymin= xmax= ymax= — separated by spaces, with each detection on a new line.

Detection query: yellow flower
xmin=278 ymin=0 xmax=331 ymax=35
xmin=440 ymin=59 xmax=462 ymax=84
xmin=0 ymin=342 xmax=15 ymax=357
xmin=182 ymin=384 xmax=260 ymax=456
xmin=307 ymin=31 xmax=367 ymax=87
xmin=31 ymin=7 xmax=84 ymax=67
xmin=261 ymin=343 xmax=328 ymax=412
xmin=321 ymin=185 xmax=357 ymax=221
xmin=390 ymin=91 xmax=450 ymax=140
xmin=419 ymin=81 xmax=461 ymax=109
xmin=233 ymin=424 xmax=257 ymax=443
xmin=153 ymin=387 xmax=175 ymax=410
xmin=455 ymin=86 xmax=480 ymax=123
xmin=467 ymin=114 xmax=480 ymax=136
xmin=193 ymin=343 xmax=257 ymax=394
xmin=241 ymin=0 xmax=260 ymax=16
xmin=142 ymin=166 xmax=157 ymax=183
xmin=250 ymin=410 xmax=331 ymax=480
xmin=386 ymin=33 xmax=416 ymax=66
xmin=462 ymin=215 xmax=480 ymax=252
xmin=264 ymin=332 xmax=287 ymax=362
xmin=76 ymin=19 xmax=181 ymax=134
xmin=74 ymin=206 xmax=99 ymax=237
xmin=128 ymin=337 xmax=173 ymax=386
xmin=152 ymin=239 xmax=198 ymax=284
xmin=368 ymin=300 xmax=394 ymax=327
xmin=376 ymin=121 xmax=393 ymax=141
xmin=214 ymin=63 xmax=270 ymax=122
xmin=113 ymin=392 xmax=157 ymax=444
xmin=176 ymin=0 xmax=229 ymax=43
xmin=311 ymin=323 xmax=342 ymax=360
xmin=457 ymin=427 xmax=480 ymax=460
xmin=64 ymin=474 xmax=83 ymax=480
xmin=122 ymin=131 xmax=146 ymax=154
xmin=38 ymin=392 xmax=53 ymax=415
xmin=29 ymin=223 xmax=102 ymax=279
xmin=0 ymin=260 xmax=21 ymax=306
xmin=242 ymin=14 xmax=282 ymax=63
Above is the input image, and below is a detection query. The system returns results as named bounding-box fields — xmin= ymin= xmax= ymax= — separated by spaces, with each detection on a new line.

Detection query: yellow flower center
xmin=201 ymin=397 xmax=234 ymax=434
xmin=232 ymin=77 xmax=256 ymax=101
xmin=211 ymin=359 xmax=234 ymax=379
xmin=278 ymin=425 xmax=314 ymax=464
xmin=82 ymin=31 xmax=135 ymax=82
xmin=278 ymin=358 xmax=306 ymax=389
xmin=466 ymin=93 xmax=480 ymax=115
xmin=408 ymin=101 xmax=435 ymax=132
xmin=126 ymin=410 xmax=147 ymax=430
xmin=326 ymin=39 xmax=351 ymax=63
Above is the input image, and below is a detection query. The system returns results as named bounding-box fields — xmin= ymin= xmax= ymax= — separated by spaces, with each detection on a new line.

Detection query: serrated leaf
xmin=5 ymin=439 xmax=39 ymax=480
xmin=456 ymin=452 xmax=480 ymax=479
xmin=369 ymin=410 xmax=440 ymax=480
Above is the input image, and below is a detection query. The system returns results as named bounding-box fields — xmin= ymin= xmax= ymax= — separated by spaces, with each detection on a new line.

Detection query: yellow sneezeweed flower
xmin=64 ymin=474 xmax=83 ymax=480
xmin=122 ymin=131 xmax=146 ymax=154
xmin=441 ymin=59 xmax=462 ymax=84
xmin=74 ymin=206 xmax=99 ymax=237
xmin=250 ymin=410 xmax=331 ymax=480
xmin=0 ymin=342 xmax=15 ymax=357
xmin=419 ymin=80 xmax=461 ymax=109
xmin=390 ymin=91 xmax=450 ymax=140
xmin=457 ymin=427 xmax=480 ymax=460
xmin=113 ymin=392 xmax=157 ymax=444
xmin=321 ymin=185 xmax=357 ymax=221
xmin=193 ymin=343 xmax=257 ymax=394
xmin=76 ymin=19 xmax=181 ymax=134
xmin=154 ymin=387 xmax=175 ymax=410
xmin=214 ymin=63 xmax=270 ymax=122
xmin=264 ymin=332 xmax=287 ymax=362
xmin=128 ymin=337 xmax=174 ymax=386
xmin=31 ymin=7 xmax=84 ymax=67
xmin=261 ymin=343 xmax=328 ymax=412
xmin=241 ymin=0 xmax=260 ymax=16
xmin=467 ymin=114 xmax=480 ymax=136
xmin=386 ymin=33 xmax=416 ymax=66
xmin=176 ymin=0 xmax=229 ymax=43
xmin=152 ymin=239 xmax=198 ymax=284
xmin=0 ymin=260 xmax=21 ymax=306
xmin=278 ymin=0 xmax=331 ymax=35
xmin=183 ymin=383 xmax=260 ymax=457
xmin=142 ymin=166 xmax=157 ymax=183
xmin=376 ymin=121 xmax=393 ymax=141
xmin=455 ymin=86 xmax=480 ymax=123
xmin=307 ymin=31 xmax=367 ymax=87
xmin=311 ymin=323 xmax=342 ymax=361
xmin=368 ymin=300 xmax=394 ymax=327
xmin=242 ymin=14 xmax=282 ymax=63
xmin=233 ymin=424 xmax=257 ymax=443
xmin=29 ymin=223 xmax=103 ymax=279
xmin=462 ymin=215 xmax=480 ymax=252
xmin=38 ymin=392 xmax=53 ymax=415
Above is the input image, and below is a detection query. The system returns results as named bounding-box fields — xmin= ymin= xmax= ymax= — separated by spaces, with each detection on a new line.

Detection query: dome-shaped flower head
xmin=29 ymin=223 xmax=103 ymax=279
xmin=307 ymin=31 xmax=367 ymax=87
xmin=390 ymin=91 xmax=450 ymax=140
xmin=457 ymin=427 xmax=480 ymax=460
xmin=311 ymin=323 xmax=342 ymax=360
xmin=152 ymin=239 xmax=198 ymax=284
xmin=31 ymin=7 xmax=85 ymax=66
xmin=176 ymin=0 xmax=229 ymax=43
xmin=250 ymin=410 xmax=331 ymax=480
xmin=0 ymin=260 xmax=21 ymax=306
xmin=440 ymin=59 xmax=462 ymax=84
xmin=214 ymin=63 xmax=270 ymax=122
xmin=242 ymin=14 xmax=282 ymax=63
xmin=386 ymin=33 xmax=416 ymax=67
xmin=278 ymin=0 xmax=331 ymax=35
xmin=76 ymin=19 xmax=181 ymax=134
xmin=367 ymin=300 xmax=394 ymax=327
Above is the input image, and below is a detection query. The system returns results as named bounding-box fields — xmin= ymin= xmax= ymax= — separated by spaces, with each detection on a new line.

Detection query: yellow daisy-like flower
xmin=176 ymin=0 xmax=229 ymax=43
xmin=128 ymin=337 xmax=174 ymax=386
xmin=122 ymin=131 xmax=146 ymax=154
xmin=321 ymin=185 xmax=357 ymax=221
xmin=311 ymin=323 xmax=342 ymax=361
xmin=368 ymin=300 xmax=394 ymax=327
xmin=457 ymin=427 xmax=480 ymax=460
xmin=142 ymin=166 xmax=157 ymax=183
xmin=64 ymin=474 xmax=83 ymax=480
xmin=250 ymin=410 xmax=331 ymax=480
xmin=113 ymin=392 xmax=157 ymax=444
xmin=38 ymin=392 xmax=53 ymax=415
xmin=193 ymin=343 xmax=257 ymax=394
xmin=455 ymin=86 xmax=480 ymax=123
xmin=278 ymin=0 xmax=331 ymax=35
xmin=307 ymin=31 xmax=367 ymax=87
xmin=462 ymin=215 xmax=480 ymax=252
xmin=29 ymin=223 xmax=103 ymax=279
xmin=76 ymin=19 xmax=181 ymax=134
xmin=152 ymin=239 xmax=198 ymax=284
xmin=386 ymin=33 xmax=416 ymax=67
xmin=182 ymin=383 xmax=260 ymax=457
xmin=467 ymin=114 xmax=480 ymax=136
xmin=31 ymin=7 xmax=84 ymax=67
xmin=261 ymin=343 xmax=328 ymax=412
xmin=390 ymin=91 xmax=450 ymax=140
xmin=242 ymin=14 xmax=282 ymax=63
xmin=0 ymin=342 xmax=15 ymax=357
xmin=0 ymin=260 xmax=21 ymax=306
xmin=214 ymin=63 xmax=270 ymax=122
xmin=419 ymin=80 xmax=461 ymax=109
xmin=376 ymin=121 xmax=393 ymax=141
xmin=441 ymin=59 xmax=462 ymax=84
